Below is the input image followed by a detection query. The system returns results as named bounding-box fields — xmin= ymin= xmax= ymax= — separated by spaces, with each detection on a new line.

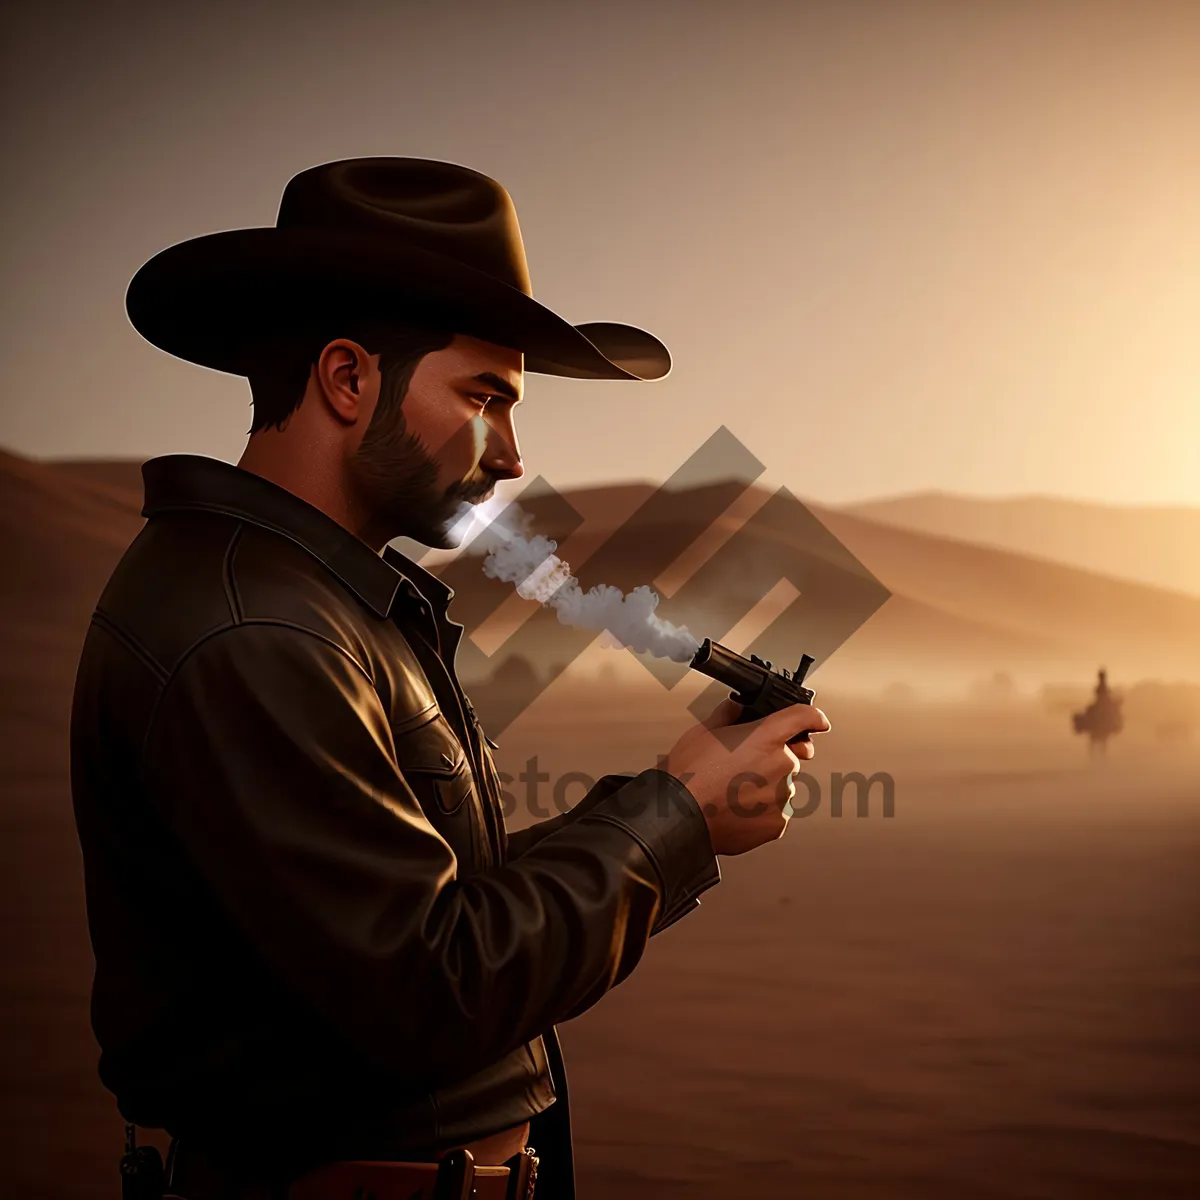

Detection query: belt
xmin=165 ymin=1143 xmax=539 ymax=1200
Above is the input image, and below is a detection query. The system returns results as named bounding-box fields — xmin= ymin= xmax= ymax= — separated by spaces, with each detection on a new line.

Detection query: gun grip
xmin=730 ymin=695 xmax=813 ymax=744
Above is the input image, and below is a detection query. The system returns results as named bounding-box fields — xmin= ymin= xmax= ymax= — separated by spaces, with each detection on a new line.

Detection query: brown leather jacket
xmin=69 ymin=454 xmax=720 ymax=1191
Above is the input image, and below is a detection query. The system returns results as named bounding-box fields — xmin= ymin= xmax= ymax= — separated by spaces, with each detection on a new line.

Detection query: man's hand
xmin=663 ymin=697 xmax=831 ymax=856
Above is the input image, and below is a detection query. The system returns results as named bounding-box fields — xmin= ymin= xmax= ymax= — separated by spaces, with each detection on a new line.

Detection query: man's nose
xmin=482 ymin=424 xmax=524 ymax=481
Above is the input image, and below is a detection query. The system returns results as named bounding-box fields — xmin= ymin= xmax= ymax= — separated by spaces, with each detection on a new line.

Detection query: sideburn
xmin=352 ymin=328 xmax=455 ymax=540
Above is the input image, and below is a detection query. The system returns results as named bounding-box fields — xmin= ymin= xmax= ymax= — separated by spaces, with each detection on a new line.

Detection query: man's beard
xmin=351 ymin=404 xmax=495 ymax=549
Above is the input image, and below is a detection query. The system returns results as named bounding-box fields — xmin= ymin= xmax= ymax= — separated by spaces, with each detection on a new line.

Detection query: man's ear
xmin=315 ymin=339 xmax=375 ymax=424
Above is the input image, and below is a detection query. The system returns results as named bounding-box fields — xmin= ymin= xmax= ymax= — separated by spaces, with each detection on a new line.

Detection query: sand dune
xmin=0 ymin=451 xmax=144 ymax=743
xmin=809 ymin=502 xmax=1200 ymax=686
xmin=846 ymin=490 xmax=1200 ymax=599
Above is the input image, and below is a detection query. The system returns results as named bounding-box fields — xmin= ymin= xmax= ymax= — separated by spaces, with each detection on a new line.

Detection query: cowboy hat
xmin=125 ymin=157 xmax=671 ymax=382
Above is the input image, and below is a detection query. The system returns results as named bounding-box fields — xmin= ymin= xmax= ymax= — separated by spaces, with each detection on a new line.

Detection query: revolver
xmin=690 ymin=638 xmax=819 ymax=745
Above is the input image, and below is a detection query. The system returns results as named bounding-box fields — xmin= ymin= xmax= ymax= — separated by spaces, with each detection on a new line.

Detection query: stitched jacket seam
xmin=92 ymin=608 xmax=170 ymax=685
xmin=221 ymin=524 xmax=246 ymax=623
xmin=139 ymin=619 xmax=379 ymax=767
xmin=144 ymin=501 xmax=397 ymax=618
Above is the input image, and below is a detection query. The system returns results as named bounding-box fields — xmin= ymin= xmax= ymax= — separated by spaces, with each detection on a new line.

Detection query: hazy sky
xmin=2 ymin=0 xmax=1198 ymax=506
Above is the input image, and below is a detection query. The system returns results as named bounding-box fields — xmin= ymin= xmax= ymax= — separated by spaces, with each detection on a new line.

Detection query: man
xmin=70 ymin=158 xmax=830 ymax=1199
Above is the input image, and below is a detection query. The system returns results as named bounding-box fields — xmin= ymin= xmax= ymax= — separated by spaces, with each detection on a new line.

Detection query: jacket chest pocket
xmin=393 ymin=707 xmax=485 ymax=869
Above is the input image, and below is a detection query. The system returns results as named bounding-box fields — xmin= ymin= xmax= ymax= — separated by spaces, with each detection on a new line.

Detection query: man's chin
xmin=383 ymin=491 xmax=491 ymax=552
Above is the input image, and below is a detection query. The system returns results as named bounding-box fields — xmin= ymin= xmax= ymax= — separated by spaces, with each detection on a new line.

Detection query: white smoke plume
xmin=476 ymin=510 xmax=700 ymax=664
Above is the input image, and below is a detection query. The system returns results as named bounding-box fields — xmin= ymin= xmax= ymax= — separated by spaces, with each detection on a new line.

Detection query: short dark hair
xmin=245 ymin=319 xmax=454 ymax=433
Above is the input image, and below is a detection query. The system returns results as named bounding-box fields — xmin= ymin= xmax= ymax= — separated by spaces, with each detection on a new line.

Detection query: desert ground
xmin=1 ymin=450 xmax=1197 ymax=1197
xmin=509 ymin=687 xmax=1200 ymax=1199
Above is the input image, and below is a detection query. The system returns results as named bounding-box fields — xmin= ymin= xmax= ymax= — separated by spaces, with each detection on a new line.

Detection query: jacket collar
xmin=141 ymin=454 xmax=452 ymax=621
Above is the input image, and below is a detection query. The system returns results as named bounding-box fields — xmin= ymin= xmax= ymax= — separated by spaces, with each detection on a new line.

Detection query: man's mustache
xmin=449 ymin=472 xmax=499 ymax=504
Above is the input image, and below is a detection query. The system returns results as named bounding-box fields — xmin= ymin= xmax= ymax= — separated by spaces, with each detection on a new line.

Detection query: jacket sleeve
xmin=142 ymin=622 xmax=720 ymax=1085
xmin=503 ymin=777 xmax=626 ymax=860
xmin=505 ymin=776 xmax=714 ymax=937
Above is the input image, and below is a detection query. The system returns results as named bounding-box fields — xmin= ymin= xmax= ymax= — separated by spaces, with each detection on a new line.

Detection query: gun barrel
xmin=691 ymin=636 xmax=819 ymax=742
xmin=689 ymin=638 xmax=770 ymax=701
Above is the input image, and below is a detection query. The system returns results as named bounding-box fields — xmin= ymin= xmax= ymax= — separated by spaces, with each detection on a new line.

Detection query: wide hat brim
xmin=126 ymin=226 xmax=671 ymax=382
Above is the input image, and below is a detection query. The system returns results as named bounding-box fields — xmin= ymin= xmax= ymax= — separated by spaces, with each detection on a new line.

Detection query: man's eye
xmin=469 ymin=394 xmax=494 ymax=409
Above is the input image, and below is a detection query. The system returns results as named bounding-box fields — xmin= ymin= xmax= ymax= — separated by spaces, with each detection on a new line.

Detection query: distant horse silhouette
xmin=1072 ymin=668 xmax=1124 ymax=757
